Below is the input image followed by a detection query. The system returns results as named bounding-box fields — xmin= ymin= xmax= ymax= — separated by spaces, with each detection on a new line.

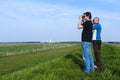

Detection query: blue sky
xmin=0 ymin=0 xmax=120 ymax=42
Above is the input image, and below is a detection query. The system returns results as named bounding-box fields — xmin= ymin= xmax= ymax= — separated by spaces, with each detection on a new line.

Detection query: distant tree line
xmin=107 ymin=42 xmax=120 ymax=44
xmin=0 ymin=41 xmax=120 ymax=44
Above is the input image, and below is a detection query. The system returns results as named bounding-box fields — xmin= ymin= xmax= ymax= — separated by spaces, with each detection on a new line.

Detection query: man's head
xmin=93 ymin=17 xmax=99 ymax=24
xmin=83 ymin=12 xmax=92 ymax=20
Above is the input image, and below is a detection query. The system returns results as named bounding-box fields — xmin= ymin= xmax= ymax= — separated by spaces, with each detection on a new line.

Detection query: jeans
xmin=82 ymin=42 xmax=94 ymax=73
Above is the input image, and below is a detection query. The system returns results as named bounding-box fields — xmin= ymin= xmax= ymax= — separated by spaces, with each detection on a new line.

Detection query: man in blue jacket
xmin=92 ymin=17 xmax=102 ymax=68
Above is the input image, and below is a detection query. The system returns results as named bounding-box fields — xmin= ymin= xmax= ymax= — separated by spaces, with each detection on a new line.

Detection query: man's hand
xmin=78 ymin=16 xmax=83 ymax=29
xmin=79 ymin=16 xmax=83 ymax=21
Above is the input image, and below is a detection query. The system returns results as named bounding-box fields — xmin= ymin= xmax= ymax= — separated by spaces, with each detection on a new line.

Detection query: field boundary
xmin=0 ymin=43 xmax=78 ymax=56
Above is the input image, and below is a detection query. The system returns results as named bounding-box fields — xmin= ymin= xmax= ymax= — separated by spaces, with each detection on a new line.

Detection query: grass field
xmin=0 ymin=43 xmax=120 ymax=80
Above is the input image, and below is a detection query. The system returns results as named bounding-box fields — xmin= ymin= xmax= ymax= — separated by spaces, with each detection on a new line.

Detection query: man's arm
xmin=78 ymin=16 xmax=83 ymax=29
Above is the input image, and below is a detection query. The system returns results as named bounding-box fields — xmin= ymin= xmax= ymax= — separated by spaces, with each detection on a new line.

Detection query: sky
xmin=0 ymin=0 xmax=120 ymax=42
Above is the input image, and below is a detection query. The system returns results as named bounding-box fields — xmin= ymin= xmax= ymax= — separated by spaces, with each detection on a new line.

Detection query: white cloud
xmin=0 ymin=1 xmax=73 ymax=23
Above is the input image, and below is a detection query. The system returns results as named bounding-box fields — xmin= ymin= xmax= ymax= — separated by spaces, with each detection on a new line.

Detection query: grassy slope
xmin=0 ymin=43 xmax=120 ymax=80
xmin=0 ymin=44 xmax=78 ymax=75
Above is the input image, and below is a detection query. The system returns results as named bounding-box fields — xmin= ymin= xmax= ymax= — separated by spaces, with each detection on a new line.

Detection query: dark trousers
xmin=93 ymin=40 xmax=102 ymax=68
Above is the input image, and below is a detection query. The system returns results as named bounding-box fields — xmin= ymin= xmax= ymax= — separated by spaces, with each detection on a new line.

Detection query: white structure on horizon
xmin=46 ymin=38 xmax=55 ymax=43
xmin=48 ymin=39 xmax=52 ymax=43
xmin=49 ymin=39 xmax=52 ymax=43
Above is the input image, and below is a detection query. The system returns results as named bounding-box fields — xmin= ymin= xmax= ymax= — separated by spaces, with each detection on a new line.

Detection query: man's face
xmin=93 ymin=18 xmax=99 ymax=24
xmin=84 ymin=15 xmax=89 ymax=20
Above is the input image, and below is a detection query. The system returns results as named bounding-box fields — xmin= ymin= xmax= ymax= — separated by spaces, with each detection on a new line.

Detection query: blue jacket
xmin=92 ymin=23 xmax=102 ymax=40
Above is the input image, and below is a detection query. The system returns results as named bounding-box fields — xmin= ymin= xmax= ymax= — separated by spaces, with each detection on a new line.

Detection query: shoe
xmin=94 ymin=65 xmax=97 ymax=68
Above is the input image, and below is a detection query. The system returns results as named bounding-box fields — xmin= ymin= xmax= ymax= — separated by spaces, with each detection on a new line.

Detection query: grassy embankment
xmin=0 ymin=43 xmax=120 ymax=80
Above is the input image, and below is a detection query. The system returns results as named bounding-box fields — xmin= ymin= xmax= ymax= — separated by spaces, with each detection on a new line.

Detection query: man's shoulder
xmin=95 ymin=23 xmax=101 ymax=27
xmin=97 ymin=23 xmax=101 ymax=26
xmin=86 ymin=20 xmax=92 ymax=23
xmin=84 ymin=21 xmax=92 ymax=25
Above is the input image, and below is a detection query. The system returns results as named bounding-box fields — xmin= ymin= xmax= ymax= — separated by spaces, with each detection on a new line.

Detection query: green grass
xmin=0 ymin=43 xmax=75 ymax=56
xmin=0 ymin=43 xmax=120 ymax=80
xmin=0 ymin=43 xmax=79 ymax=75
xmin=0 ymin=43 xmax=42 ymax=52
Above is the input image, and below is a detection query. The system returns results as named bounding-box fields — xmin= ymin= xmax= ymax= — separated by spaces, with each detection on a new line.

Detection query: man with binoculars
xmin=78 ymin=12 xmax=94 ymax=73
